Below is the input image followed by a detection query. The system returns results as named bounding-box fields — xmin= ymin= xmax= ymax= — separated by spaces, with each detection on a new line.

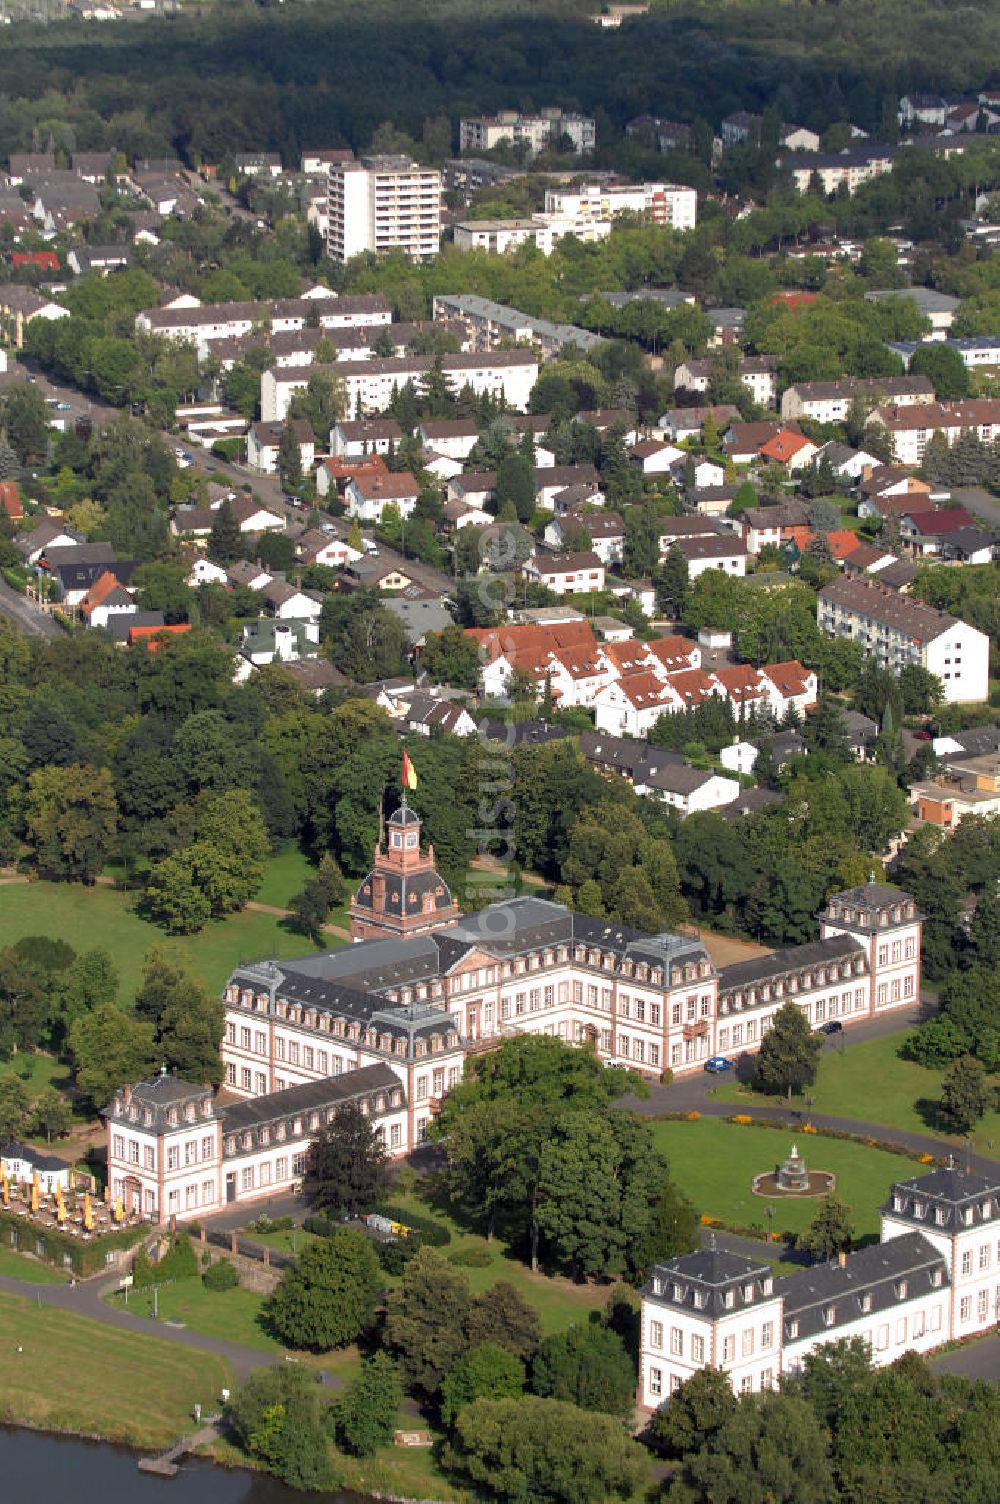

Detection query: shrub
xmin=659 ymin=1068 xmax=674 ymax=1086
xmin=303 ymin=1213 xmax=334 ymax=1237
xmin=376 ymin=1235 xmax=422 ymax=1276
xmin=448 ymin=1246 xmax=493 ymax=1268
xmin=203 ymin=1259 xmax=239 ymax=1291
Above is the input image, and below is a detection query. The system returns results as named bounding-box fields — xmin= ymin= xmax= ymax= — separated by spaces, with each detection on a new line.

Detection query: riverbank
xmin=0 ymin=1290 xmax=232 ymax=1451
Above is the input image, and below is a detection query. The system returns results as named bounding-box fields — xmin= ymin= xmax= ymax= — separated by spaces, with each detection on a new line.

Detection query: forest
xmin=0 ymin=0 xmax=998 ymax=170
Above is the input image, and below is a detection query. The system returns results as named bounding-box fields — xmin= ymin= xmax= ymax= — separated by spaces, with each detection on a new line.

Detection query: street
xmin=0 ymin=574 xmax=60 ymax=638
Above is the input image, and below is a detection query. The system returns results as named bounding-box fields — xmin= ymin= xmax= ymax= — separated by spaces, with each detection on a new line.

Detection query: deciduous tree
xmin=267 ymin=1228 xmax=381 ymax=1350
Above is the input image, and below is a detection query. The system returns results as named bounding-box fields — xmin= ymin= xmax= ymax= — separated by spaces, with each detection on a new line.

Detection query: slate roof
xmin=644 ymin=1249 xmax=776 ymax=1317
xmin=818 ymin=575 xmax=962 ymax=642
xmin=881 ymin=1167 xmax=1000 ymax=1232
xmin=478 ymin=718 xmax=571 ymax=747
xmin=779 ymin=1231 xmax=948 ymax=1343
xmin=219 ymin=1063 xmax=402 ymax=1139
xmin=718 ymin=934 xmax=866 ymax=999
xmin=105 ymin=1073 xmax=212 ymax=1131
xmin=0 ymin=1140 xmax=73 ymax=1173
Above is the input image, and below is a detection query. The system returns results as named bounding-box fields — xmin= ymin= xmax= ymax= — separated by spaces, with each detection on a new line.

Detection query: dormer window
xmin=692 ymin=1290 xmax=705 ymax=1309
xmin=724 ymin=1290 xmax=735 ymax=1310
xmin=652 ymin=1278 xmax=662 ymax=1296
xmin=932 ymin=1269 xmax=943 ymax=1287
xmin=672 ymin=1282 xmax=684 ymax=1302
xmin=167 ymin=1108 xmax=177 ymax=1126
xmin=963 ymin=1208 xmax=973 ymax=1226
xmin=934 ymin=1207 xmax=946 ymax=1226
xmin=895 ymin=1280 xmax=908 ymax=1299
xmin=892 ymin=1194 xmax=903 ymax=1213
xmin=788 ymin=1319 xmax=799 ymax=1338
xmin=984 ymin=1201 xmax=993 ymax=1219
xmin=860 ymin=1292 xmax=872 ymax=1312
xmin=913 ymin=1201 xmax=924 ymax=1218
xmin=823 ymin=1305 xmax=835 ymax=1327
xmin=762 ymin=1277 xmax=773 ymax=1296
xmin=743 ymin=1284 xmax=754 ymax=1302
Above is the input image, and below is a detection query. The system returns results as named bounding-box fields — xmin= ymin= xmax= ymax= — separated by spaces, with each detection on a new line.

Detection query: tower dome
xmin=349 ymin=802 xmax=461 ymax=941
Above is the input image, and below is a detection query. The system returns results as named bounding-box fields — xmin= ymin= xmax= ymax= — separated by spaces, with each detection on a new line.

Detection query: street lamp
xmin=766 ymin=1205 xmax=774 ymax=1243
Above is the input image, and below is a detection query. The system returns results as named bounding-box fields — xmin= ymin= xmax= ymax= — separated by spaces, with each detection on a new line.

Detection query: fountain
xmin=776 ymin=1142 xmax=810 ymax=1192
xmin=751 ymin=1141 xmax=835 ymax=1199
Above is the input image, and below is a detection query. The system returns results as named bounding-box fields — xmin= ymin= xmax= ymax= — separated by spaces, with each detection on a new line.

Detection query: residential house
xmin=294 ymin=525 xmax=363 ymax=569
xmin=687 ymin=484 xmax=741 ymax=518
xmin=315 ymin=454 xmax=389 ymax=501
xmin=534 ymin=465 xmax=602 ymax=509
xmin=0 ymin=285 xmax=70 ymax=347
xmin=899 ymin=507 xmax=976 ymax=556
xmin=226 ymin=561 xmax=273 ymax=592
xmin=261 ymin=578 xmax=323 ymax=623
xmin=672 ymin=533 xmax=748 ymax=579
xmin=396 ymin=692 xmax=477 ymax=738
xmin=660 ymin=405 xmax=741 ymax=443
xmin=740 ymin=499 xmax=811 ymax=553
xmin=817 ymin=575 xmax=989 ymax=702
xmin=676 ymin=356 xmax=776 ymax=407
xmin=344 ymin=470 xmax=420 ymax=525
xmin=80 ymin=569 xmax=137 ymax=630
xmin=523 ymin=551 xmax=606 ymax=595
xmin=187 ymin=556 xmax=229 ymax=587
xmin=637 ymin=763 xmax=741 ymax=814
xmin=329 ymin=417 xmax=403 ymax=458
xmin=629 ymin=439 xmax=685 ymax=476
xmin=723 ymin=420 xmax=800 ymax=465
xmin=14 ymin=520 xmax=83 ymax=565
xmin=246 ymin=419 xmax=315 ymax=476
xmin=544 ymin=512 xmax=624 ymax=564
xmin=674 ymin=457 xmax=727 ymax=491
xmin=720 ymin=111 xmax=761 ymax=147
xmin=857 ymin=468 xmax=934 ymax=519
xmin=385 ymin=597 xmax=455 ymax=648
xmin=758 ymin=431 xmax=819 ymax=472
xmin=236 ymin=619 xmax=320 ymax=678
xmin=843 ymin=710 xmax=879 ymax=761
xmin=229 ymin=495 xmax=286 ymax=534
xmin=937 ymin=527 xmax=999 ymax=564
xmin=416 ymin=418 xmax=480 ymax=460
xmin=283 ymin=659 xmax=351 ymax=697
xmin=813 ymin=441 xmax=884 ymax=482
xmin=758 ymin=662 xmax=818 ymax=717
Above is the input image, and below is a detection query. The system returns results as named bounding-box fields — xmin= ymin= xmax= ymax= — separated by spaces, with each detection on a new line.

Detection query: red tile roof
xmin=129 ymin=623 xmax=192 ymax=650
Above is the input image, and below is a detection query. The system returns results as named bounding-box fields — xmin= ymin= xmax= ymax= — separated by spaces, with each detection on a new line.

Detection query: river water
xmin=0 ymin=1427 xmax=361 ymax=1503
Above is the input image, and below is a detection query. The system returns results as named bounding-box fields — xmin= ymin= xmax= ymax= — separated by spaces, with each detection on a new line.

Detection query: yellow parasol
xmin=55 ymin=1183 xmax=66 ymax=1223
xmin=30 ymin=1171 xmax=39 ymax=1214
xmin=103 ymin=1181 xmax=111 ymax=1204
xmin=113 ymin=1195 xmax=124 ymax=1223
xmin=83 ymin=1192 xmax=93 ymax=1232
xmin=1 ymin=1170 xmax=7 ymax=1208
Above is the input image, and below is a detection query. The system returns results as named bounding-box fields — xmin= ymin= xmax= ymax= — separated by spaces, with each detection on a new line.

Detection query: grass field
xmin=0 ymin=1289 xmax=231 ymax=1448
xmin=713 ymin=1031 xmax=1000 ymax=1150
xmin=0 ymin=1246 xmax=67 ymax=1283
xmin=0 ymin=882 xmax=326 ymax=1004
xmin=252 ymin=846 xmax=316 ymax=910
xmin=652 ymin=1117 xmax=919 ymax=1240
xmin=0 ymin=1051 xmax=69 ymax=1095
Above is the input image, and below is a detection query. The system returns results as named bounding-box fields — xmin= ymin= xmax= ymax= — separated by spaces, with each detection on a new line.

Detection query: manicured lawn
xmin=0 ymin=882 xmax=326 ymax=1004
xmin=713 ymin=1031 xmax=1000 ymax=1150
xmin=0 ymin=1051 xmax=69 ymax=1096
xmin=651 ymin=1117 xmax=921 ymax=1240
xmin=252 ymin=846 xmax=316 ymax=910
xmin=0 ymin=1246 xmax=68 ymax=1283
xmin=0 ymin=1289 xmax=231 ymax=1448
xmin=107 ymin=1275 xmax=281 ymax=1351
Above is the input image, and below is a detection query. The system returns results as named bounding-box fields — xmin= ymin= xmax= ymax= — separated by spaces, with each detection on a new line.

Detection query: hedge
xmin=0 ymin=1210 xmax=146 ymax=1276
xmin=203 ymin=1258 xmax=240 ymax=1290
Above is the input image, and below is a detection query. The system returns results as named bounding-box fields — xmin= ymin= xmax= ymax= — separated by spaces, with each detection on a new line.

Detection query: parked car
xmin=820 ymin=1019 xmax=843 ymax=1035
xmin=704 ymin=1055 xmax=731 ymax=1074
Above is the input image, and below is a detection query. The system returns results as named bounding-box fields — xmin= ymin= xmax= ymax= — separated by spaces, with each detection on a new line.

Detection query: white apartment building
xmin=780 ymin=375 xmax=934 ymax=423
xmin=867 ymin=398 xmax=1000 ymax=466
xmin=782 ymin=146 xmax=898 ymax=195
xmin=640 ymin=1166 xmax=1000 ymax=1411
xmin=327 ymin=155 xmax=442 ymax=264
xmin=459 ymin=109 xmax=595 ymax=157
xmin=817 ymin=576 xmax=989 ymax=703
xmin=134 ymin=293 xmax=390 ymax=359
xmin=542 ymin=180 xmax=697 ymax=232
xmin=260 ymin=350 xmax=538 ymax=422
xmin=453 ymin=219 xmax=557 ymax=256
xmin=432 ymin=292 xmax=605 ymax=357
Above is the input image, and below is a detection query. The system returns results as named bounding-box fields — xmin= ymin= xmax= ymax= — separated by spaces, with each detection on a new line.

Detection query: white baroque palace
xmin=107 ymin=805 xmax=921 ymax=1224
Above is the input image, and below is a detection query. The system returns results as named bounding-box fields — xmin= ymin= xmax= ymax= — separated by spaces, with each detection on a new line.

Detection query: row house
xmin=780 ymin=375 xmax=934 ymax=423
xmin=522 ymin=550 xmax=606 ymax=595
xmin=431 ymin=293 xmax=605 ymax=359
xmin=640 ymin=1166 xmax=1000 ymax=1411
xmin=135 ymin=294 xmax=391 ymax=360
xmin=261 ymin=351 xmax=539 ymax=423
xmin=782 ymin=145 xmax=898 ymax=195
xmin=675 ymin=356 xmax=776 ymax=408
xmin=867 ymin=398 xmax=1000 ymax=466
